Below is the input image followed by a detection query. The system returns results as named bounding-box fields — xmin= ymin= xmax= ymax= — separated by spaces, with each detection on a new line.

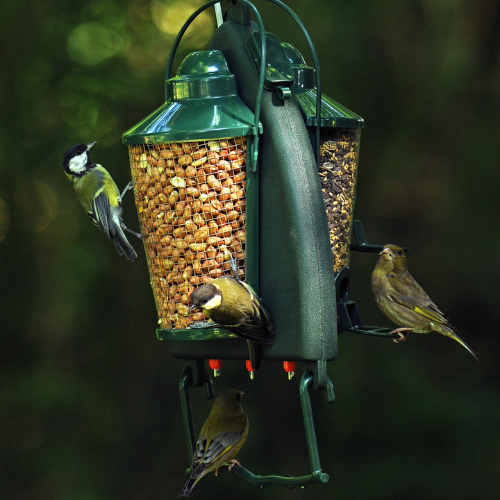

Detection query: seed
xmin=319 ymin=130 xmax=358 ymax=273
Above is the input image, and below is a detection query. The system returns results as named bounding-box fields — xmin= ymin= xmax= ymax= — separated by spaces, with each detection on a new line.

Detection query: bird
xmin=188 ymin=275 xmax=275 ymax=370
xmin=177 ymin=389 xmax=249 ymax=498
xmin=63 ymin=141 xmax=140 ymax=261
xmin=371 ymin=244 xmax=478 ymax=360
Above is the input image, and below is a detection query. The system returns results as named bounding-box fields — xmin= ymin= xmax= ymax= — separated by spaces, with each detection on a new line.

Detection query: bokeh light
xmin=67 ymin=22 xmax=129 ymax=65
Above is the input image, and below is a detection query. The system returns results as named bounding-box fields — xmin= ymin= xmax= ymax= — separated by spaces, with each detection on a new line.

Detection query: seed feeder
xmin=122 ymin=0 xmax=396 ymax=491
xmin=280 ymin=42 xmax=406 ymax=339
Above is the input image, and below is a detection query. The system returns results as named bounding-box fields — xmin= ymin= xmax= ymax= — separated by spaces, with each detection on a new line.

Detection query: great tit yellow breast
xmin=73 ymin=165 xmax=120 ymax=212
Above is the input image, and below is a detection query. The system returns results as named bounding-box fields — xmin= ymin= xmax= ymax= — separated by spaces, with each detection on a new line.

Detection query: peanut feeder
xmin=123 ymin=50 xmax=261 ymax=338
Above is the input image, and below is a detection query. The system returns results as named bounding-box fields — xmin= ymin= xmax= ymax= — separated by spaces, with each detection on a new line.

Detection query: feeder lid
xmin=281 ymin=43 xmax=364 ymax=129
xmin=123 ymin=50 xmax=262 ymax=144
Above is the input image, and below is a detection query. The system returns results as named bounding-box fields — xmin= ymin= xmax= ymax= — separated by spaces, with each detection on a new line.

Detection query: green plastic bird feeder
xmin=280 ymin=42 xmax=403 ymax=339
xmin=121 ymin=0 xmax=393 ymax=492
xmin=123 ymin=1 xmax=340 ymax=373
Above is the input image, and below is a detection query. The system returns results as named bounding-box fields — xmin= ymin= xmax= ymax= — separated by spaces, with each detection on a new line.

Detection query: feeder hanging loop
xmin=265 ymin=0 xmax=322 ymax=166
xmin=164 ymin=0 xmax=267 ymax=174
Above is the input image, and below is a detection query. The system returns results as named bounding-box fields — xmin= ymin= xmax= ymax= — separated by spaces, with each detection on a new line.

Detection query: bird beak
xmin=187 ymin=304 xmax=196 ymax=313
xmin=379 ymin=248 xmax=393 ymax=260
xmin=87 ymin=141 xmax=97 ymax=150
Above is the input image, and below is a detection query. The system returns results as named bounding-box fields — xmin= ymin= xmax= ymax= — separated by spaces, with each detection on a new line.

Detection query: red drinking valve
xmin=209 ymin=359 xmax=222 ymax=377
xmin=283 ymin=361 xmax=297 ymax=380
xmin=245 ymin=360 xmax=255 ymax=380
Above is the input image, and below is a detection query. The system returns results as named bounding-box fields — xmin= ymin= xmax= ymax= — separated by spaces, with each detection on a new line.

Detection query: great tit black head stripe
xmin=63 ymin=142 xmax=96 ymax=177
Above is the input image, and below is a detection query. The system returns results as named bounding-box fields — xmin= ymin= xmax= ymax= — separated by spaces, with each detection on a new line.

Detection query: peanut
xmin=128 ymin=137 xmax=247 ymax=329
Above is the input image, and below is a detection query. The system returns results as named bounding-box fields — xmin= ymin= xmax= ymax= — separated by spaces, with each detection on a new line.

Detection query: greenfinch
xmin=177 ymin=389 xmax=249 ymax=497
xmin=371 ymin=244 xmax=478 ymax=360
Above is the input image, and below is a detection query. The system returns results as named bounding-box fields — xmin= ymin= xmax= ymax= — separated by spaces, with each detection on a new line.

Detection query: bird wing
xmin=90 ymin=190 xmax=112 ymax=236
xmin=87 ymin=167 xmax=122 ymax=235
xmin=386 ymin=271 xmax=449 ymax=326
xmin=227 ymin=279 xmax=275 ymax=345
xmin=191 ymin=427 xmax=246 ymax=478
xmin=211 ymin=276 xmax=275 ymax=346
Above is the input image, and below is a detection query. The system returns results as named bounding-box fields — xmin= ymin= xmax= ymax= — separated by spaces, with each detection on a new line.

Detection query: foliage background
xmin=1 ymin=0 xmax=499 ymax=499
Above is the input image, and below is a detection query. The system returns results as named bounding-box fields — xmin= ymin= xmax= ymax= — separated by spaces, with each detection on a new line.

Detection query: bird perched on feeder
xmin=188 ymin=276 xmax=275 ymax=370
xmin=371 ymin=244 xmax=478 ymax=360
xmin=63 ymin=141 xmax=141 ymax=261
xmin=177 ymin=389 xmax=249 ymax=498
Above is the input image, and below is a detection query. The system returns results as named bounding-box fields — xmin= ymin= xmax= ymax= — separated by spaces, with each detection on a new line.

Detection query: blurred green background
xmin=1 ymin=0 xmax=499 ymax=499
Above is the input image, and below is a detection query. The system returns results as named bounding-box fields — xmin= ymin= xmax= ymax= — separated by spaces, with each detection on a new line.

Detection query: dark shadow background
xmin=1 ymin=0 xmax=499 ymax=499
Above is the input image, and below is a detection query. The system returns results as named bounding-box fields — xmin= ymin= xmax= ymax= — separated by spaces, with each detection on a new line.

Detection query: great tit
xmin=63 ymin=141 xmax=140 ymax=261
xmin=177 ymin=390 xmax=248 ymax=498
xmin=189 ymin=276 xmax=275 ymax=369
xmin=372 ymin=244 xmax=478 ymax=360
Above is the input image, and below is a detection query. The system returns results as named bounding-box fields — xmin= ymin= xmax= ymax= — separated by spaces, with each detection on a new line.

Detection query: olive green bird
xmin=177 ymin=389 xmax=249 ymax=498
xmin=188 ymin=276 xmax=275 ymax=370
xmin=371 ymin=244 xmax=478 ymax=360
xmin=63 ymin=141 xmax=140 ymax=261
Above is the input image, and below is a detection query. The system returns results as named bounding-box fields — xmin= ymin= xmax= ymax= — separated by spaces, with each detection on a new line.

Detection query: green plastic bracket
xmin=179 ymin=361 xmax=214 ymax=464
xmin=277 ymin=86 xmax=292 ymax=100
xmin=246 ymin=30 xmax=294 ymax=90
xmin=350 ymin=219 xmax=409 ymax=254
xmin=179 ymin=368 xmax=333 ymax=489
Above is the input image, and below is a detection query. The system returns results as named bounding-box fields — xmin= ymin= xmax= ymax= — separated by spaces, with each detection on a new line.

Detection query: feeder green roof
xmin=281 ymin=43 xmax=364 ymax=129
xmin=123 ymin=50 xmax=262 ymax=144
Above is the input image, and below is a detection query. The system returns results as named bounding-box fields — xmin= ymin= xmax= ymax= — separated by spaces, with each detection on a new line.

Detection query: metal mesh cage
xmin=128 ymin=136 xmax=247 ymax=330
xmin=319 ymin=128 xmax=360 ymax=272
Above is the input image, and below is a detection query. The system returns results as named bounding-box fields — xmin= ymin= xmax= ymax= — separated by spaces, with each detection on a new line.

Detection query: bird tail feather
xmin=247 ymin=340 xmax=262 ymax=371
xmin=110 ymin=217 xmax=137 ymax=261
xmin=436 ymin=325 xmax=479 ymax=361
xmin=177 ymin=477 xmax=198 ymax=498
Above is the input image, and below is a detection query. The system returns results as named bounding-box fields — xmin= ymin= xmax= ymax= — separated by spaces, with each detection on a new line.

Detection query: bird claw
xmin=390 ymin=328 xmax=411 ymax=343
xmin=119 ymin=181 xmax=134 ymax=203
xmin=121 ymin=223 xmax=142 ymax=240
xmin=227 ymin=459 xmax=241 ymax=472
xmin=229 ymin=253 xmax=239 ymax=279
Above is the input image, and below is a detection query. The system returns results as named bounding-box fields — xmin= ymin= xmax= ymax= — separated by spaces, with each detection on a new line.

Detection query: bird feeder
xmin=124 ymin=1 xmax=338 ymax=371
xmin=281 ymin=42 xmax=406 ymax=338
xmin=121 ymin=0 xmax=389 ymax=491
